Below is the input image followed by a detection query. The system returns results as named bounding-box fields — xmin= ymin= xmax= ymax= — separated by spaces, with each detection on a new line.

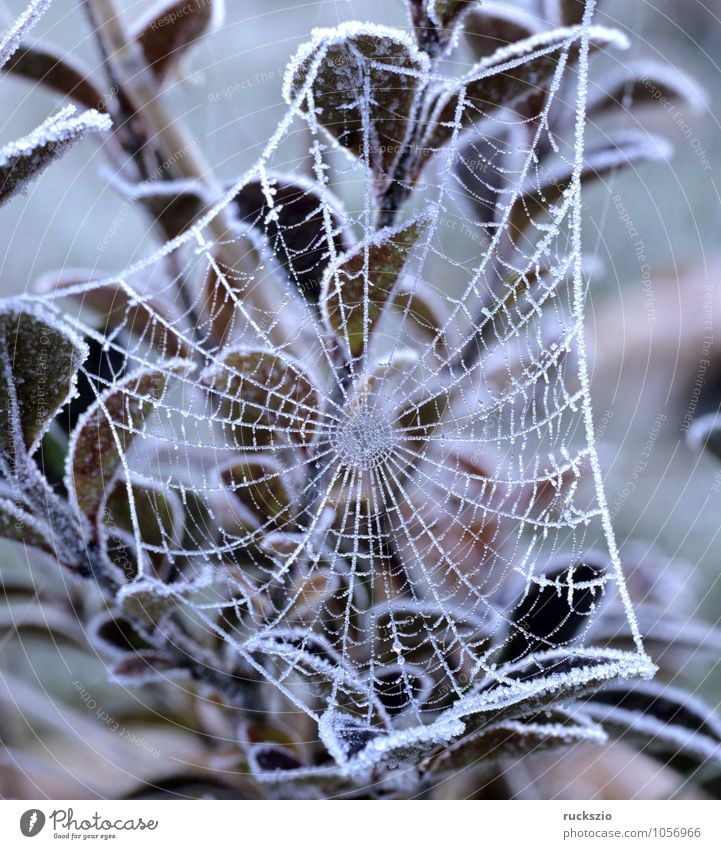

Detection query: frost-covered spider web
xmin=31 ymin=3 xmax=655 ymax=777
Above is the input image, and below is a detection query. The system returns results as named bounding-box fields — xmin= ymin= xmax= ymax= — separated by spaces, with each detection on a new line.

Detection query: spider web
xmin=30 ymin=2 xmax=655 ymax=778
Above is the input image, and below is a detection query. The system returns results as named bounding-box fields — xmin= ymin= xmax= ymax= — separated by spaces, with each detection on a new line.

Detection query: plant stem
xmin=84 ymin=0 xmax=295 ymax=349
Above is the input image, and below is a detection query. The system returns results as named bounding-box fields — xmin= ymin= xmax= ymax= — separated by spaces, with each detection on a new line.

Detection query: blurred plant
xmin=0 ymin=0 xmax=720 ymax=800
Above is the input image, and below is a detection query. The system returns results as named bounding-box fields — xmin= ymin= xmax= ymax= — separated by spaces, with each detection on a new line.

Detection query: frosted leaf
xmin=582 ymin=680 xmax=721 ymax=766
xmin=0 ymin=0 xmax=51 ymax=70
xmin=102 ymin=478 xmax=184 ymax=579
xmin=87 ymin=610 xmax=153 ymax=658
xmin=109 ymin=173 xmax=209 ymax=240
xmin=427 ymin=0 xmax=475 ymax=30
xmin=423 ymin=24 xmax=629 ymax=153
xmin=0 ymin=300 xmax=88 ymax=459
xmin=320 ymin=211 xmax=432 ymax=357
xmin=66 ymin=363 xmax=188 ymax=524
xmin=283 ymin=22 xmax=430 ymax=186
xmin=587 ymin=59 xmax=708 ymax=117
xmin=501 ymin=557 xmax=608 ymax=663
xmin=507 ymin=130 xmax=672 ymax=242
xmin=16 ymin=2 xmax=662 ymax=776
xmin=247 ymin=745 xmax=304 ymax=776
xmin=37 ymin=268 xmax=189 ymax=358
xmin=0 ymin=496 xmax=54 ymax=551
xmin=420 ymin=1 xmax=476 ymax=54
xmin=230 ymin=174 xmax=351 ymax=305
xmin=218 ymin=454 xmax=297 ymax=530
xmin=422 ymin=707 xmax=607 ymax=777
xmin=0 ymin=105 xmax=111 ymax=206
xmin=201 ymin=348 xmax=321 ymax=447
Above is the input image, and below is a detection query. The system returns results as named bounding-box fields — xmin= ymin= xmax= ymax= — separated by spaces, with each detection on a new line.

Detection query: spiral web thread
xmin=32 ymin=4 xmax=655 ymax=775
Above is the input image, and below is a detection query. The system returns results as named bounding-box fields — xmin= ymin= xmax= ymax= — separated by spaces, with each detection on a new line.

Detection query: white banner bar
xmin=1 ymin=800 xmax=720 ymax=848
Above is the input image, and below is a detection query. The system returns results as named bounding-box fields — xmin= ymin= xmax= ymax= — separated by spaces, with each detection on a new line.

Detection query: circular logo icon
xmin=20 ymin=810 xmax=46 ymax=837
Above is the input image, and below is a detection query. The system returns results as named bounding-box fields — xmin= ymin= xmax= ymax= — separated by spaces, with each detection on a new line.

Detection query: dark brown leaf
xmin=559 ymin=0 xmax=587 ymax=26
xmin=3 ymin=41 xmax=105 ymax=110
xmin=88 ymin=610 xmax=153 ymax=656
xmin=117 ymin=178 xmax=208 ymax=240
xmin=587 ymin=61 xmax=707 ymax=118
xmin=464 ymin=3 xmax=540 ymax=59
xmin=132 ymin=0 xmax=221 ymax=84
xmin=110 ymin=650 xmax=185 ymax=684
xmin=230 ymin=176 xmax=350 ymax=306
xmin=502 ymin=558 xmax=607 ymax=663
xmin=428 ymin=0 xmax=475 ymax=27
xmin=251 ymin=745 xmax=304 ymax=773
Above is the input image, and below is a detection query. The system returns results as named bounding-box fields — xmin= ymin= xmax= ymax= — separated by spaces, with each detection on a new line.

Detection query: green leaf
xmin=0 ymin=301 xmax=87 ymax=460
xmin=67 ymin=365 xmax=181 ymax=521
xmin=284 ymin=23 xmax=429 ymax=186
xmin=320 ymin=212 xmax=431 ymax=357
